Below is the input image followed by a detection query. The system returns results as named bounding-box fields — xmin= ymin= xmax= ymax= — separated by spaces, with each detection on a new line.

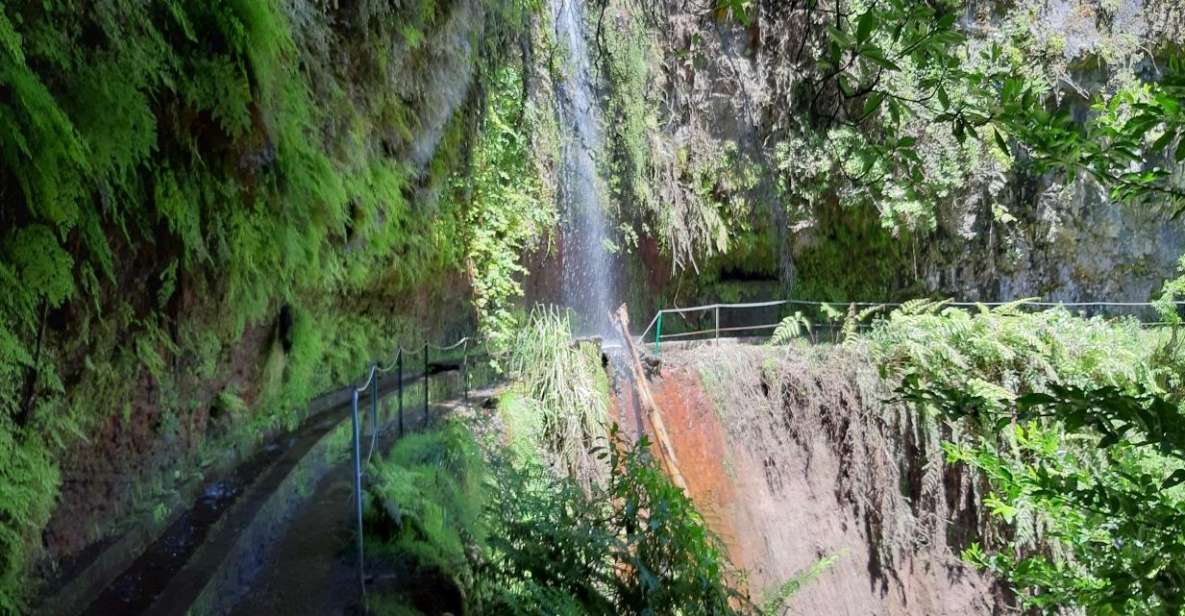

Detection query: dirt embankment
xmin=613 ymin=341 xmax=1010 ymax=615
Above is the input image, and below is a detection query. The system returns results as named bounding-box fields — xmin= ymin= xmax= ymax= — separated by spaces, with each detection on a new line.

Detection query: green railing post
xmin=655 ymin=310 xmax=663 ymax=356
xmin=462 ymin=340 xmax=469 ymax=404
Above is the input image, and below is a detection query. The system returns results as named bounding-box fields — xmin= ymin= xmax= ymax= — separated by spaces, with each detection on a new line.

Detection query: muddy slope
xmin=615 ymin=342 xmax=1009 ymax=615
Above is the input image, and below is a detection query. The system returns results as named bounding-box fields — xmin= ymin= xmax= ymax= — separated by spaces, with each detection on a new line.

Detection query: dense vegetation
xmin=2 ymin=0 xmax=1184 ymax=613
xmin=0 ymin=0 xmax=545 ymax=609
xmin=866 ymin=302 xmax=1185 ymax=613
xmin=363 ymin=312 xmax=751 ymax=615
xmin=592 ymin=0 xmax=1185 ymax=302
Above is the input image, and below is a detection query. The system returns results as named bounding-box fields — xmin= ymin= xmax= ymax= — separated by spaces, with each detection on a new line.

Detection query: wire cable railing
xmin=344 ymin=334 xmax=486 ymax=605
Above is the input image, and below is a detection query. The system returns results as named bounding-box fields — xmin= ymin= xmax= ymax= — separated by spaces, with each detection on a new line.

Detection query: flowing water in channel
xmin=551 ymin=0 xmax=615 ymax=336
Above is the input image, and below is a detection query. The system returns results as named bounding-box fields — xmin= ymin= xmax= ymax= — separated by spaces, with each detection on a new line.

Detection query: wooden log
xmin=612 ymin=304 xmax=688 ymax=492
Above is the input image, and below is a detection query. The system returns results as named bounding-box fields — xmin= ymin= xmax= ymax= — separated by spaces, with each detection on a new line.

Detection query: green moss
xmin=791 ymin=201 xmax=920 ymax=302
xmin=0 ymin=0 xmax=539 ymax=604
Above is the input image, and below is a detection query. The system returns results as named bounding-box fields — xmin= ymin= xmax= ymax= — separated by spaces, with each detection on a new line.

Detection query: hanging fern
xmin=0 ymin=0 xmax=542 ymax=605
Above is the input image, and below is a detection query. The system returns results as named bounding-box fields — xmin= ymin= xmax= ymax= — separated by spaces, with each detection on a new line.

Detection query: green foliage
xmin=901 ymin=381 xmax=1185 ymax=614
xmin=479 ymin=428 xmax=752 ymax=615
xmin=367 ymin=424 xmax=754 ymax=614
xmin=618 ymin=0 xmax=1183 ymax=293
xmin=778 ymin=0 xmax=1185 ymax=229
xmin=880 ymin=305 xmax=1185 ymax=613
xmin=0 ymin=430 xmax=58 ymax=614
xmin=366 ymin=421 xmax=487 ymax=589
xmin=455 ymin=67 xmax=554 ymax=349
xmin=867 ymin=302 xmax=1160 ymax=401
xmin=0 ymin=0 xmax=541 ymax=603
xmin=769 ymin=311 xmax=812 ymax=345
xmin=502 ymin=306 xmax=610 ymax=487
xmin=1155 ymin=256 xmax=1185 ymax=326
xmin=760 ymin=553 xmax=839 ymax=615
xmin=967 ymin=45 xmax=1185 ymax=215
xmin=841 ymin=303 xmax=885 ymax=344
xmin=596 ymin=1 xmax=759 ymax=271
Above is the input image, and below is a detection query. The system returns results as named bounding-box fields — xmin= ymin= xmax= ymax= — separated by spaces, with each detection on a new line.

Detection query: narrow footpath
xmin=50 ymin=362 xmax=469 ymax=616
xmin=228 ymin=394 xmax=489 ymax=615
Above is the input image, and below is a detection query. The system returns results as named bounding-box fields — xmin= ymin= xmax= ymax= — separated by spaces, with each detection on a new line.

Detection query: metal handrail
xmin=346 ymin=333 xmax=483 ymax=604
xmin=637 ymin=298 xmax=1185 ymax=349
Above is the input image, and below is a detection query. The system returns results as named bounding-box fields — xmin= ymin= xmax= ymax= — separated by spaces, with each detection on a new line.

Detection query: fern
xmin=769 ymin=311 xmax=812 ymax=345
xmin=0 ymin=0 xmax=541 ymax=603
xmin=760 ymin=553 xmax=839 ymax=614
xmin=502 ymin=307 xmax=609 ymax=488
xmin=842 ymin=303 xmax=885 ymax=343
xmin=988 ymin=297 xmax=1040 ymax=316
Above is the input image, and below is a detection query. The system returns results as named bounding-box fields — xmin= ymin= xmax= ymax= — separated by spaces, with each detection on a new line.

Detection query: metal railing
xmin=636 ymin=298 xmax=1185 ymax=354
xmin=337 ymin=296 xmax=1185 ymax=601
xmin=346 ymin=336 xmax=483 ymax=604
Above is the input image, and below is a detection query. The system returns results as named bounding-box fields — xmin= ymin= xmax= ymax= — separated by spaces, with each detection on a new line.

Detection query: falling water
xmin=551 ymin=0 xmax=614 ymax=336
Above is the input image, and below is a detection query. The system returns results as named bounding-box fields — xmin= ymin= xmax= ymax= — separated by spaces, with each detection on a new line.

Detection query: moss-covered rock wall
xmin=0 ymin=0 xmax=538 ymax=607
xmin=571 ymin=0 xmax=1185 ymax=308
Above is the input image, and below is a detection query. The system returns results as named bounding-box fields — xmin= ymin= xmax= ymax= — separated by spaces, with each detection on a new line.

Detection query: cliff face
xmin=33 ymin=0 xmax=491 ymax=561
xmin=923 ymin=173 xmax=1185 ymax=303
xmin=573 ymin=0 xmax=1185 ymax=307
xmin=0 ymin=0 xmax=533 ymax=601
xmin=613 ymin=343 xmax=1011 ymax=614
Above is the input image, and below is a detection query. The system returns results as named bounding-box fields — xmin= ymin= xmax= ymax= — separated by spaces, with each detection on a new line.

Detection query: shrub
xmin=501 ymin=306 xmax=610 ymax=488
xmin=880 ymin=302 xmax=1185 ymax=613
xmin=365 ymin=425 xmax=755 ymax=614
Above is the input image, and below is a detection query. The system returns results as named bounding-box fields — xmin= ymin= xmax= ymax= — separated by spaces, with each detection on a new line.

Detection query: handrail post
xmin=423 ymin=343 xmax=429 ymax=425
xmin=370 ymin=364 xmax=378 ymax=453
xmin=655 ymin=311 xmax=663 ymax=356
xmin=397 ymin=351 xmax=404 ymax=438
xmin=714 ymin=306 xmax=720 ymax=345
xmin=462 ymin=340 xmax=469 ymax=404
xmin=349 ymin=390 xmax=365 ymax=601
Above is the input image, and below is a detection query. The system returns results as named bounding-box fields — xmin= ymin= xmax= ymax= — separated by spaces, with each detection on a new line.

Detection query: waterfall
xmin=551 ymin=0 xmax=614 ymax=336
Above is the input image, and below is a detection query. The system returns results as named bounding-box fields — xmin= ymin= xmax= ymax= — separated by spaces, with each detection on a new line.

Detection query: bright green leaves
xmin=456 ymin=68 xmax=553 ymax=348
xmin=0 ymin=0 xmax=542 ymax=609
xmin=367 ymin=422 xmax=488 ymax=583
xmin=0 ymin=9 xmax=23 ymax=66
xmin=753 ymin=0 xmax=985 ymax=234
xmin=367 ymin=420 xmax=751 ymax=614
xmin=153 ymin=170 xmax=206 ymax=264
xmin=7 ymin=226 xmax=74 ymax=309
xmin=928 ymin=387 xmax=1185 ymax=613
xmin=0 ymin=429 xmax=59 ymax=615
xmin=715 ymin=0 xmax=1183 ymax=239
xmin=477 ymin=426 xmax=751 ymax=614
xmin=180 ymin=55 xmax=253 ymax=139
xmin=712 ymin=0 xmax=753 ymax=25
xmin=945 ymin=42 xmax=1185 ymax=216
xmin=886 ymin=305 xmax=1185 ymax=613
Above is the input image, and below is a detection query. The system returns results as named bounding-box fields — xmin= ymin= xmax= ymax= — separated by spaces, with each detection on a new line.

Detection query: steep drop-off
xmin=615 ymin=342 xmax=1009 ymax=614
